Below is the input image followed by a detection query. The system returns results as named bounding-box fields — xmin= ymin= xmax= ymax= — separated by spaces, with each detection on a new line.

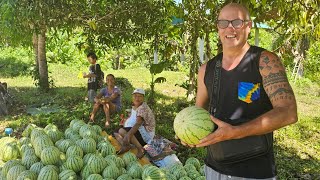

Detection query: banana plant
xmin=148 ymin=61 xmax=170 ymax=106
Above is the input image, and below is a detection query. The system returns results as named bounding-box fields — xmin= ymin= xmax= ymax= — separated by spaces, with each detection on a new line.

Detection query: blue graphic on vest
xmin=238 ymin=82 xmax=260 ymax=103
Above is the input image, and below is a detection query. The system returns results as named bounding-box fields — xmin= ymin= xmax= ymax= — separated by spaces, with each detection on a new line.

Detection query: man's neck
xmin=222 ymin=43 xmax=250 ymax=70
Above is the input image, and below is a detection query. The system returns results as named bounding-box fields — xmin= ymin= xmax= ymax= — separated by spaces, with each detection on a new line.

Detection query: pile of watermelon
xmin=0 ymin=120 xmax=205 ymax=180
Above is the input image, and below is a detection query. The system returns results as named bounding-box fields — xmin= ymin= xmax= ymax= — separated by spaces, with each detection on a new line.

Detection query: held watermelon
xmin=174 ymin=106 xmax=215 ymax=145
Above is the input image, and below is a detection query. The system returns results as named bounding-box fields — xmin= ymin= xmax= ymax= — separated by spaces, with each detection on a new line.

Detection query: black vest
xmin=204 ymin=46 xmax=276 ymax=178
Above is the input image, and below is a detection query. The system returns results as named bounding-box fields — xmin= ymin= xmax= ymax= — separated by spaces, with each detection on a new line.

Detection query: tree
xmin=0 ymin=0 xmax=176 ymax=91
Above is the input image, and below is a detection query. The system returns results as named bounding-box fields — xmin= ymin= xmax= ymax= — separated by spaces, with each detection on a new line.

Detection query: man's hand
xmin=195 ymin=116 xmax=238 ymax=147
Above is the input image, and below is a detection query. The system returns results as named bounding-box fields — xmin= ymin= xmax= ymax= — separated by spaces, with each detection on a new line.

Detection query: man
xmin=83 ymin=52 xmax=102 ymax=103
xmin=195 ymin=3 xmax=297 ymax=179
xmin=115 ymin=88 xmax=155 ymax=159
xmin=90 ymin=74 xmax=121 ymax=127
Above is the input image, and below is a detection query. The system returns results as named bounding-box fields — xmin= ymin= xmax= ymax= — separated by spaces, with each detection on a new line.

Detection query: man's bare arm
xmin=195 ymin=63 xmax=209 ymax=109
xmin=235 ymin=51 xmax=298 ymax=138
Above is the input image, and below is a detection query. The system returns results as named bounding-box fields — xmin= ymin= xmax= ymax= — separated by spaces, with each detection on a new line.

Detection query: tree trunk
xmin=32 ymin=33 xmax=39 ymax=68
xmin=38 ymin=30 xmax=49 ymax=91
xmin=187 ymin=27 xmax=199 ymax=101
xmin=205 ymin=27 xmax=212 ymax=61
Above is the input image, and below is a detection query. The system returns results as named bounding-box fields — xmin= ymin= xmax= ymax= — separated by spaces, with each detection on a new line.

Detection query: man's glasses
xmin=217 ymin=19 xmax=250 ymax=29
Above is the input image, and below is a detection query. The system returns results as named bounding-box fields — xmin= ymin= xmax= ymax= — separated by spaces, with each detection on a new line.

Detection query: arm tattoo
xmin=263 ymin=71 xmax=287 ymax=86
xmin=260 ymin=53 xmax=295 ymax=103
xmin=268 ymin=88 xmax=294 ymax=102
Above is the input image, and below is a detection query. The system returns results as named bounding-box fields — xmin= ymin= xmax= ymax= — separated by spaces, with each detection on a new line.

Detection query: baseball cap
xmin=132 ymin=88 xmax=145 ymax=95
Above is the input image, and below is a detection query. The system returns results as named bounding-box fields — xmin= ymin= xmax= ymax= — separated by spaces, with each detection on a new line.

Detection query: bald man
xmin=194 ymin=3 xmax=297 ymax=179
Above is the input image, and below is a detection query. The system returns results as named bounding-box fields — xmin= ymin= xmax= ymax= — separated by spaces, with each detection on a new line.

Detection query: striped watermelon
xmin=46 ymin=130 xmax=63 ymax=143
xmin=19 ymin=137 xmax=31 ymax=145
xmin=66 ymin=156 xmax=83 ymax=173
xmin=33 ymin=136 xmax=54 ymax=157
xmin=98 ymin=143 xmax=116 ymax=157
xmin=59 ymin=169 xmax=77 ymax=180
xmin=1 ymin=159 xmax=22 ymax=177
xmin=22 ymin=124 xmax=37 ymax=137
xmin=6 ymin=165 xmax=26 ymax=180
xmin=92 ymin=125 xmax=102 ymax=134
xmin=174 ymin=106 xmax=215 ymax=145
xmin=22 ymin=154 xmax=39 ymax=169
xmin=56 ymin=139 xmax=75 ymax=153
xmin=184 ymin=164 xmax=197 ymax=172
xmin=2 ymin=142 xmax=21 ymax=162
xmin=59 ymin=163 xmax=68 ymax=172
xmin=185 ymin=157 xmax=201 ymax=171
xmin=16 ymin=170 xmax=37 ymax=180
xmin=122 ymin=152 xmax=137 ymax=166
xmin=187 ymin=170 xmax=201 ymax=179
xmin=41 ymin=146 xmax=61 ymax=165
xmin=30 ymin=128 xmax=47 ymax=144
xmin=87 ymin=174 xmax=104 ymax=180
xmin=102 ymin=165 xmax=121 ymax=179
xmin=29 ymin=162 xmax=45 ymax=174
xmin=79 ymin=138 xmax=96 ymax=154
xmin=37 ymin=166 xmax=59 ymax=180
xmin=142 ymin=165 xmax=166 ymax=180
xmin=64 ymin=128 xmax=77 ymax=139
xmin=128 ymin=163 xmax=143 ymax=178
xmin=80 ymin=165 xmax=92 ymax=179
xmin=86 ymin=154 xmax=107 ymax=174
xmin=172 ymin=169 xmax=188 ymax=179
xmin=117 ymin=174 xmax=133 ymax=180
xmin=66 ymin=145 xmax=83 ymax=158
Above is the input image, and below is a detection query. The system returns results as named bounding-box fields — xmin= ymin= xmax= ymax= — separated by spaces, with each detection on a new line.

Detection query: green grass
xmin=1 ymin=62 xmax=319 ymax=179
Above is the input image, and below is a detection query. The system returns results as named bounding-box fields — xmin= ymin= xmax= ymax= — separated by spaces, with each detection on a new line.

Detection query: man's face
xmin=87 ymin=57 xmax=96 ymax=64
xmin=217 ymin=5 xmax=251 ymax=49
xmin=132 ymin=93 xmax=144 ymax=106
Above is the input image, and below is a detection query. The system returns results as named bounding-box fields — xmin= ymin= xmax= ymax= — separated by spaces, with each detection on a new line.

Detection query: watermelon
xmin=117 ymin=174 xmax=133 ymax=180
xmin=142 ymin=165 xmax=166 ymax=180
xmin=185 ymin=157 xmax=201 ymax=171
xmin=29 ymin=162 xmax=45 ymax=174
xmin=22 ymin=154 xmax=39 ymax=169
xmin=174 ymin=106 xmax=215 ymax=145
xmin=80 ymin=165 xmax=91 ymax=179
xmin=59 ymin=169 xmax=77 ymax=180
xmin=128 ymin=164 xmax=143 ymax=178
xmin=102 ymin=165 xmax=121 ymax=179
xmin=87 ymin=174 xmax=104 ymax=180
xmin=16 ymin=170 xmax=37 ymax=180
xmin=19 ymin=137 xmax=31 ymax=145
xmin=2 ymin=142 xmax=20 ymax=162
xmin=66 ymin=156 xmax=83 ymax=173
xmin=86 ymin=154 xmax=107 ymax=174
xmin=1 ymin=159 xmax=22 ymax=177
xmin=41 ymin=146 xmax=61 ymax=165
xmin=6 ymin=165 xmax=26 ymax=180
xmin=22 ymin=124 xmax=37 ymax=137
xmin=79 ymin=138 xmax=96 ymax=154
xmin=37 ymin=166 xmax=59 ymax=180
xmin=66 ymin=145 xmax=83 ymax=158
xmin=122 ymin=152 xmax=137 ymax=166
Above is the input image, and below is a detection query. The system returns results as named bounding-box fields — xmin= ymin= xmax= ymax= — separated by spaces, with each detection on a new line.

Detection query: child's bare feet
xmin=105 ymin=120 xmax=110 ymax=128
